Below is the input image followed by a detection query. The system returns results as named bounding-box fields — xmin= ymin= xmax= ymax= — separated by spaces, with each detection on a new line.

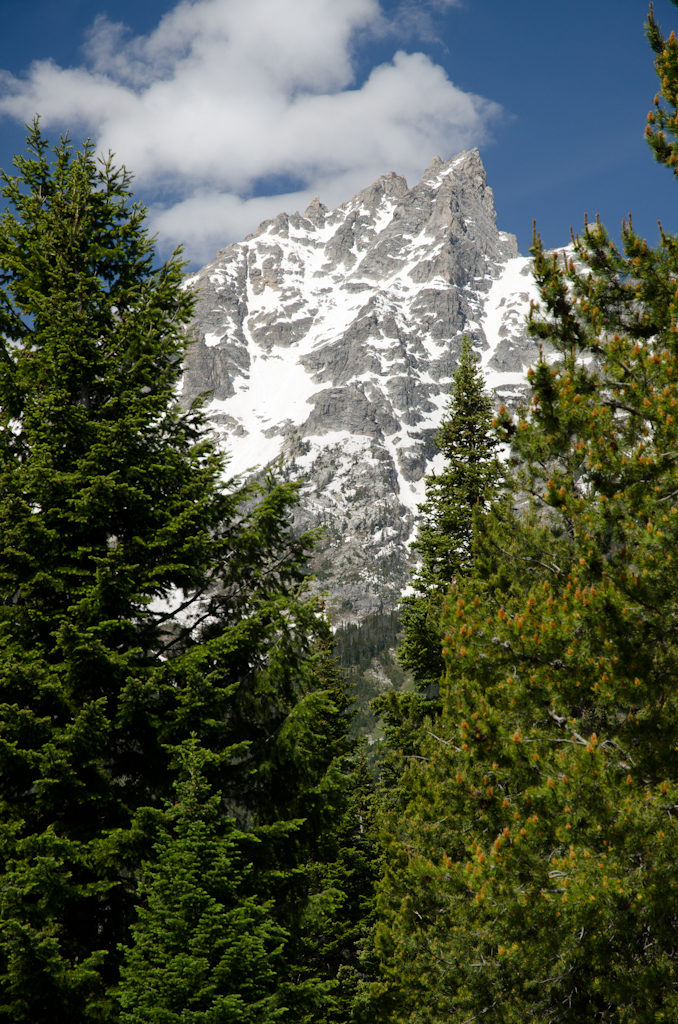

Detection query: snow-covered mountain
xmin=181 ymin=150 xmax=540 ymax=621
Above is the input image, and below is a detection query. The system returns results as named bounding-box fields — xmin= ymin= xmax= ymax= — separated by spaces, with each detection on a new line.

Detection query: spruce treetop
xmin=396 ymin=336 xmax=501 ymax=690
xmin=412 ymin=335 xmax=500 ymax=594
xmin=0 ymin=122 xmax=224 ymax=653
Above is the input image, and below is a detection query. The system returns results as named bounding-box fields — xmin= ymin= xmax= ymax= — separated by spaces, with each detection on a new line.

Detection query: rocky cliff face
xmin=181 ymin=150 xmax=540 ymax=621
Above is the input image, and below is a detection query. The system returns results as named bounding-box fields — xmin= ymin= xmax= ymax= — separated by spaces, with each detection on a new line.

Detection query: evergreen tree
xmin=334 ymin=746 xmax=381 ymax=1024
xmin=0 ymin=123 xmax=219 ymax=1023
xmin=370 ymin=338 xmax=501 ymax=827
xmin=646 ymin=1 xmax=678 ymax=171
xmin=117 ymin=738 xmax=287 ymax=1024
xmin=411 ymin=335 xmax=500 ymax=593
xmin=293 ymin=743 xmax=380 ymax=1024
xmin=371 ymin=8 xmax=678 ymax=1022
xmin=0 ymin=125 xmax=351 ymax=1023
xmin=398 ymin=335 xmax=501 ymax=690
xmin=257 ymin=630 xmax=353 ymax=1024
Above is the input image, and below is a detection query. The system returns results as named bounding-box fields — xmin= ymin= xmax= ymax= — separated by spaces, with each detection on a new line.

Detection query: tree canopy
xmin=370 ymin=4 xmax=678 ymax=1021
xmin=0 ymin=124 xmax=357 ymax=1023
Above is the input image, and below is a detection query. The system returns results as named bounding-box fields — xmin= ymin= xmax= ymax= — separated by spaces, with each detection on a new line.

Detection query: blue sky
xmin=0 ymin=0 xmax=676 ymax=267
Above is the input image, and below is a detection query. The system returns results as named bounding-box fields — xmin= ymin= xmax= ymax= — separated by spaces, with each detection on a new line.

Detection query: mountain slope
xmin=181 ymin=150 xmax=540 ymax=619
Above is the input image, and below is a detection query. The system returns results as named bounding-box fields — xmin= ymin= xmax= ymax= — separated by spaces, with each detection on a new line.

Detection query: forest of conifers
xmin=1 ymin=5 xmax=678 ymax=1023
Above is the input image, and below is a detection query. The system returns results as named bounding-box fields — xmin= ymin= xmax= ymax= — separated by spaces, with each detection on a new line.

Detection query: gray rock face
xmin=181 ymin=151 xmax=543 ymax=621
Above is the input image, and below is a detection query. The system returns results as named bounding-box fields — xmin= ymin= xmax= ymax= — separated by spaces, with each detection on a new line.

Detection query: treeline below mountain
xmin=334 ymin=611 xmax=412 ymax=746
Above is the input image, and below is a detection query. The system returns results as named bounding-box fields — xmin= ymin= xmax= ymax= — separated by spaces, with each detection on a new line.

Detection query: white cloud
xmin=0 ymin=0 xmax=501 ymax=265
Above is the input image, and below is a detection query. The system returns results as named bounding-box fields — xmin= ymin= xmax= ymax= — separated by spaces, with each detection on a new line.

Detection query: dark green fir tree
xmin=398 ymin=334 xmax=502 ymax=690
xmin=0 ymin=123 xmax=220 ymax=1024
xmin=372 ymin=337 xmax=502 ymax=805
xmin=117 ymin=738 xmax=288 ymax=1024
xmin=264 ymin=631 xmax=378 ymax=1024
xmin=0 ymin=124 xmax=354 ymax=1023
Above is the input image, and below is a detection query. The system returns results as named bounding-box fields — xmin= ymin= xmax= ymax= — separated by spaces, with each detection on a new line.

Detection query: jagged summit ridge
xmin=181 ymin=151 xmax=541 ymax=619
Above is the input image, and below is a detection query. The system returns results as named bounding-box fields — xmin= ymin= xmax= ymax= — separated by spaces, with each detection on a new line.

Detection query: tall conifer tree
xmin=0 ymin=126 xmax=352 ymax=1023
xmin=371 ymin=6 xmax=678 ymax=1021
xmin=117 ymin=739 xmax=288 ymax=1024
xmin=398 ymin=335 xmax=501 ymax=689
xmin=373 ymin=338 xmax=501 ymax=804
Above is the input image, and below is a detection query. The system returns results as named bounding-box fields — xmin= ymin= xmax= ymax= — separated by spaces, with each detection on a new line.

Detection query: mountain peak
xmin=182 ymin=151 xmax=540 ymax=621
xmin=303 ymin=195 xmax=329 ymax=226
